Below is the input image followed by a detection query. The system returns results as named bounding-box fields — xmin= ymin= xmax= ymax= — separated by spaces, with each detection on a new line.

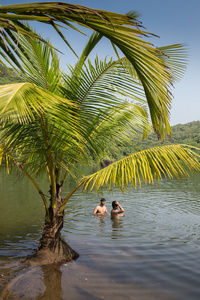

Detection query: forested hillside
xmin=140 ymin=121 xmax=200 ymax=147
xmin=0 ymin=64 xmax=22 ymax=84
xmin=117 ymin=121 xmax=200 ymax=159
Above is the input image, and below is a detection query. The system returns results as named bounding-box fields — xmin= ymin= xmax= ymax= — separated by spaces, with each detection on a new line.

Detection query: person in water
xmin=111 ymin=201 xmax=125 ymax=217
xmin=93 ymin=198 xmax=109 ymax=215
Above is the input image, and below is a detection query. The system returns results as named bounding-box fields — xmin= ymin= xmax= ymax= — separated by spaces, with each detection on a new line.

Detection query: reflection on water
xmin=111 ymin=216 xmax=124 ymax=239
xmin=41 ymin=265 xmax=62 ymax=300
xmin=1 ymin=169 xmax=200 ymax=299
xmin=93 ymin=214 xmax=106 ymax=228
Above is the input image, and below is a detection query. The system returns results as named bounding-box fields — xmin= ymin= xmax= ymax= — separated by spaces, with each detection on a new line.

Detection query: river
xmin=0 ymin=168 xmax=200 ymax=299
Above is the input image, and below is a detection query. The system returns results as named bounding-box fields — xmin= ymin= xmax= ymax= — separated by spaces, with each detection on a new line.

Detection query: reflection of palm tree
xmin=111 ymin=218 xmax=124 ymax=240
xmin=38 ymin=265 xmax=62 ymax=300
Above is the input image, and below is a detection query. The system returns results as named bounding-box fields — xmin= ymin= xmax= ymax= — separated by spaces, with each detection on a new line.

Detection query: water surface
xmin=0 ymin=169 xmax=200 ymax=299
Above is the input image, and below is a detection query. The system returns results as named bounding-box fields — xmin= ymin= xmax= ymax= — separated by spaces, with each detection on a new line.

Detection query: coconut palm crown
xmin=0 ymin=1 xmax=188 ymax=138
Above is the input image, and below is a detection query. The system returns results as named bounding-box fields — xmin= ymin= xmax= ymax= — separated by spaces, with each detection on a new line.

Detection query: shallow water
xmin=1 ymin=169 xmax=200 ymax=299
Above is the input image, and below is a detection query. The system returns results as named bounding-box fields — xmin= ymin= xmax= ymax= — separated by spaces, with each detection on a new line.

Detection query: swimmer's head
xmin=100 ymin=198 xmax=106 ymax=205
xmin=112 ymin=201 xmax=119 ymax=209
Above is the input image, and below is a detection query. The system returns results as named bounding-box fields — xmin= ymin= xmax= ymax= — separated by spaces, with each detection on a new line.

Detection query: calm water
xmin=1 ymin=168 xmax=200 ymax=299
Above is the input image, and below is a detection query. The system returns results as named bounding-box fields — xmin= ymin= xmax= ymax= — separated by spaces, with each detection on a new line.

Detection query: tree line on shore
xmin=116 ymin=121 xmax=200 ymax=160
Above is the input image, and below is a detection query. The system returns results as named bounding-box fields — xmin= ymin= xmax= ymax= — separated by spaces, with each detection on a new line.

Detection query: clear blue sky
xmin=3 ymin=0 xmax=200 ymax=125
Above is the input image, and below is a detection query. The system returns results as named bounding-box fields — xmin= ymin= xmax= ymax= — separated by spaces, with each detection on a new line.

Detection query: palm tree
xmin=0 ymin=1 xmax=183 ymax=138
xmin=0 ymin=27 xmax=200 ymax=264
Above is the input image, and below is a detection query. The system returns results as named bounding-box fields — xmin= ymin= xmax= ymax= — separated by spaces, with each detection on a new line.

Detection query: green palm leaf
xmin=3 ymin=24 xmax=63 ymax=93
xmin=0 ymin=2 xmax=188 ymax=138
xmin=157 ymin=44 xmax=188 ymax=84
xmin=81 ymin=145 xmax=200 ymax=193
xmin=62 ymin=55 xmax=147 ymax=114
xmin=0 ymin=82 xmax=74 ymax=124
xmin=84 ymin=102 xmax=151 ymax=155
xmin=60 ymin=54 xmax=152 ymax=162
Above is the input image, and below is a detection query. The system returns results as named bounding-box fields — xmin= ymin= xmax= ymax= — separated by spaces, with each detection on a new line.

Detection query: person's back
xmin=111 ymin=201 xmax=124 ymax=218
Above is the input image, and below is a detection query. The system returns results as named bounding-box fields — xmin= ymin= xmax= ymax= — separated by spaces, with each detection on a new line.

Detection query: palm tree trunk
xmin=26 ymin=184 xmax=79 ymax=265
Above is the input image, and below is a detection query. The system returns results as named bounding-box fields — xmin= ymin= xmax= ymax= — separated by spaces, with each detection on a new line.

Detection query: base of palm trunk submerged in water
xmin=24 ymin=186 xmax=79 ymax=266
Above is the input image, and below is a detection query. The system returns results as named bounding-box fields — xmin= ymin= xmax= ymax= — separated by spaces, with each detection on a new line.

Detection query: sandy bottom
xmin=1 ymin=256 xmax=179 ymax=300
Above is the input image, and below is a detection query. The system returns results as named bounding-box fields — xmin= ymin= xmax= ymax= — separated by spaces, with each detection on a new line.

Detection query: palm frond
xmin=4 ymin=25 xmax=63 ymax=93
xmin=59 ymin=55 xmax=153 ymax=162
xmin=84 ymin=102 xmax=151 ymax=154
xmin=62 ymin=55 xmax=146 ymax=111
xmin=157 ymin=44 xmax=188 ymax=84
xmin=0 ymin=118 xmax=85 ymax=179
xmin=0 ymin=2 xmax=188 ymax=138
xmin=73 ymin=32 xmax=103 ymax=77
xmin=0 ymin=82 xmax=74 ymax=124
xmin=81 ymin=145 xmax=200 ymax=193
xmin=121 ymin=43 xmax=188 ymax=86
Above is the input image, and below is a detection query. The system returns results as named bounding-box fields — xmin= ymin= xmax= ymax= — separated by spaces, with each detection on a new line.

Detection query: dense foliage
xmin=115 ymin=121 xmax=200 ymax=160
xmin=1 ymin=63 xmax=199 ymax=161
xmin=1 ymin=63 xmax=199 ymax=162
xmin=0 ymin=2 xmax=190 ymax=140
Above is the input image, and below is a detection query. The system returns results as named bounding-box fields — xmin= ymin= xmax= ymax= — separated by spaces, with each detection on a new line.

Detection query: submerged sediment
xmin=24 ymin=239 xmax=79 ymax=266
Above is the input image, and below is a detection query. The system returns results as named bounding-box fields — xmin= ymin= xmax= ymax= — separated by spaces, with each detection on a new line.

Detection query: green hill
xmin=0 ymin=64 xmax=22 ymax=84
xmin=114 ymin=121 xmax=200 ymax=159
xmin=138 ymin=121 xmax=200 ymax=148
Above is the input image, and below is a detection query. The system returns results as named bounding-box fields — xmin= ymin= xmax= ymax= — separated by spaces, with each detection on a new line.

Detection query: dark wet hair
xmin=112 ymin=201 xmax=118 ymax=209
xmin=100 ymin=198 xmax=106 ymax=202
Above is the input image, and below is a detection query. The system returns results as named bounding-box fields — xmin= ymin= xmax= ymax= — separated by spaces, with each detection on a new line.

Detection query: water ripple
xmin=1 ymin=171 xmax=200 ymax=298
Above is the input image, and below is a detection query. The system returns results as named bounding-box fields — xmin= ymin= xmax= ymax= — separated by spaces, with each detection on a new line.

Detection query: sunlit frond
xmin=0 ymin=2 xmax=188 ymax=138
xmin=157 ymin=44 xmax=188 ymax=84
xmin=121 ymin=43 xmax=188 ymax=86
xmin=81 ymin=145 xmax=200 ymax=193
xmin=73 ymin=32 xmax=103 ymax=77
xmin=0 ymin=82 xmax=74 ymax=124
xmin=59 ymin=54 xmax=153 ymax=163
xmin=62 ymin=56 xmax=147 ymax=112
xmin=84 ymin=102 xmax=151 ymax=154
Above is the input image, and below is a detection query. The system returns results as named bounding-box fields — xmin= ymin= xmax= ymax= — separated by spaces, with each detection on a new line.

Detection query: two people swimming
xmin=93 ymin=198 xmax=125 ymax=217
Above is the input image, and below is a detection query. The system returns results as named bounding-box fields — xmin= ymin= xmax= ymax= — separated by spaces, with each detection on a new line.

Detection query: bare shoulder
xmin=93 ymin=205 xmax=100 ymax=214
